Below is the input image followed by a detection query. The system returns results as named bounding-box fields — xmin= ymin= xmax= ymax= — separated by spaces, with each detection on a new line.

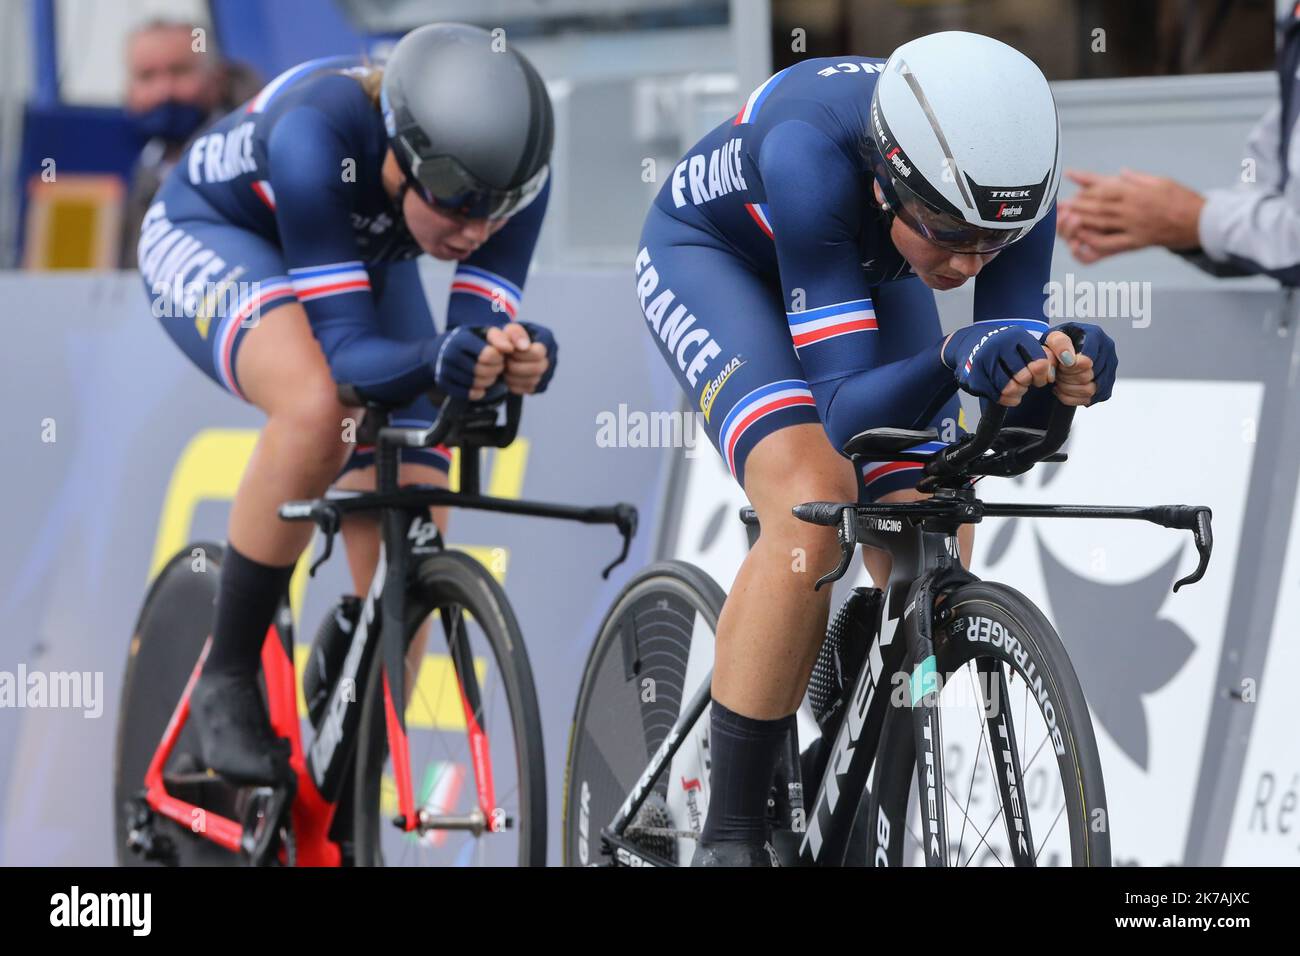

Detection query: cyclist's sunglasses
xmin=871 ymin=163 xmax=1031 ymax=255
xmin=404 ymin=152 xmax=548 ymax=222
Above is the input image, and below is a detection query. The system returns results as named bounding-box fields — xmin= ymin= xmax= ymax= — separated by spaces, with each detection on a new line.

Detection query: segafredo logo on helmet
xmin=966 ymin=171 xmax=1051 ymax=223
xmin=871 ymin=101 xmax=913 ymax=179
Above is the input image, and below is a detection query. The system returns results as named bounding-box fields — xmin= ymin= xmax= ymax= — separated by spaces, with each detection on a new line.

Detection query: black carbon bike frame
xmin=279 ymin=389 xmax=637 ymax=818
xmin=598 ymin=399 xmax=1213 ymax=867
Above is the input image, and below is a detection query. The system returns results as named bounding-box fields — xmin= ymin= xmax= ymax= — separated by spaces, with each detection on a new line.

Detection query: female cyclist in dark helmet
xmin=137 ymin=23 xmax=557 ymax=785
xmin=635 ymin=31 xmax=1118 ymax=865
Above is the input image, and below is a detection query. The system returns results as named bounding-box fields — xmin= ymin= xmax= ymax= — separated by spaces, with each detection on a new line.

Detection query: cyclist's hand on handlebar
xmin=1042 ymin=323 xmax=1118 ymax=407
xmin=943 ymin=323 xmax=1055 ymax=408
xmin=485 ymin=321 xmax=558 ymax=395
xmin=432 ymin=326 xmax=504 ymax=400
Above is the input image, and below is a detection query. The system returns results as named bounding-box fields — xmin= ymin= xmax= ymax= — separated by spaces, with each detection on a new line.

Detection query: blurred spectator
xmin=1057 ymin=2 xmax=1300 ymax=283
xmin=118 ymin=19 xmax=261 ymax=267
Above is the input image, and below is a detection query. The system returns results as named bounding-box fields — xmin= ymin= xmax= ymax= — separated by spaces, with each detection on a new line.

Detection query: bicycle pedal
xmin=123 ymin=794 xmax=178 ymax=865
xmin=163 ymin=758 xmax=241 ymax=819
xmin=239 ymin=780 xmax=296 ymax=866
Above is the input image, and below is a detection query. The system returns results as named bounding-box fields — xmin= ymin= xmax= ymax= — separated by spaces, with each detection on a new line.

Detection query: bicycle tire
xmin=352 ymin=549 xmax=546 ymax=866
xmin=561 ymin=560 xmax=726 ymax=867
xmin=861 ymin=581 xmax=1110 ymax=867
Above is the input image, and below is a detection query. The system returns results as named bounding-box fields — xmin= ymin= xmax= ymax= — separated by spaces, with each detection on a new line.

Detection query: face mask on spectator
xmin=131 ymin=99 xmax=208 ymax=144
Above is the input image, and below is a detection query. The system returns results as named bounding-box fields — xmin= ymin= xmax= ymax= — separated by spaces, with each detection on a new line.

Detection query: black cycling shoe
xmin=190 ymin=670 xmax=293 ymax=787
xmin=689 ymin=840 xmax=780 ymax=867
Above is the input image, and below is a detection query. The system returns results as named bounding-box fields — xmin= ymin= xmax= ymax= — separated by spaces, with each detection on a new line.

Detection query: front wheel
xmin=862 ymin=581 xmax=1109 ymax=867
xmin=352 ymin=550 xmax=546 ymax=866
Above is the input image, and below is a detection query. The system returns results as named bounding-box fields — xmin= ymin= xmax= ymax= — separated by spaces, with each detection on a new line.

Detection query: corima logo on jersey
xmin=700 ymin=357 xmax=743 ymax=422
xmin=967 ymin=171 xmax=1051 ymax=223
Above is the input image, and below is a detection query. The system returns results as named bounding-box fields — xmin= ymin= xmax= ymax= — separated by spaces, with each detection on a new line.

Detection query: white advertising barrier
xmin=1223 ymin=466 xmax=1300 ymax=865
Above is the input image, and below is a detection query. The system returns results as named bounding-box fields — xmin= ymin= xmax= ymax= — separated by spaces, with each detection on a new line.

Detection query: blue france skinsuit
xmin=636 ymin=56 xmax=1054 ymax=496
xmin=137 ymin=56 xmax=549 ymax=474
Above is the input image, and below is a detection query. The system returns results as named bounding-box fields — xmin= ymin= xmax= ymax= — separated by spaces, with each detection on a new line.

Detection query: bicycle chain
xmin=624 ymin=825 xmax=700 ymax=841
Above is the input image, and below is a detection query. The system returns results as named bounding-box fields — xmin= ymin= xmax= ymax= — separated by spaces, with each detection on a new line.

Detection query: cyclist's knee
xmin=743 ymin=428 xmax=857 ymax=568
xmin=267 ymin=375 xmax=356 ymax=472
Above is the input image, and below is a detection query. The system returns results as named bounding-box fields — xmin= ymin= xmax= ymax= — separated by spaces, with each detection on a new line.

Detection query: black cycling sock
xmin=204 ymin=545 xmax=296 ymax=677
xmin=699 ymin=700 xmax=796 ymax=845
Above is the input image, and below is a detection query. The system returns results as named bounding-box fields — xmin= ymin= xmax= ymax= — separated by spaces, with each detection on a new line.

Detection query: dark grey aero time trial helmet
xmin=381 ymin=23 xmax=554 ymax=220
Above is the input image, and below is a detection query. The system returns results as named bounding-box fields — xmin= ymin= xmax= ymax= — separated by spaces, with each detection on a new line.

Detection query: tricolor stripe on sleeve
xmin=734 ymin=68 xmax=790 ymax=126
xmin=245 ymin=57 xmax=336 ymax=113
xmin=451 ymin=265 xmax=522 ymax=319
xmin=289 ymin=261 xmax=371 ymax=302
xmin=787 ymin=298 xmax=877 ymax=350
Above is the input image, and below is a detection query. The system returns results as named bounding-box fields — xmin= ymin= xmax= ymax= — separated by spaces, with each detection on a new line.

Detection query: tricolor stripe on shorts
xmin=788 ymin=297 xmax=877 ymax=350
xmin=734 ymin=68 xmax=789 ymax=125
xmin=718 ymin=379 xmax=816 ymax=477
xmin=211 ymin=277 xmax=296 ymax=399
xmin=451 ymin=265 xmax=521 ymax=319
xmin=860 ymin=440 xmax=948 ymax=491
xmin=289 ymin=261 xmax=371 ymax=302
xmin=351 ymin=420 xmax=453 ymax=471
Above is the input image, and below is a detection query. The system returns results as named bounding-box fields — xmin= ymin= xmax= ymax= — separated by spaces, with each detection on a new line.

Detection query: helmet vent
xmin=895 ymin=59 xmax=975 ymax=213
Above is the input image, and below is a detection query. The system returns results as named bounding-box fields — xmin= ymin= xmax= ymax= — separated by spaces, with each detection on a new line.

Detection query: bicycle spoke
xmin=943 ymin=777 xmax=1007 ymax=867
xmin=1033 ymin=802 xmax=1067 ymax=864
xmin=959 ymin=661 xmax=1002 ymax=866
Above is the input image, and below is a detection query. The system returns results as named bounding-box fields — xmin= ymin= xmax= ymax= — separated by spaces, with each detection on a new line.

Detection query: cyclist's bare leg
xmin=191 ymin=300 xmax=359 ymax=784
xmin=861 ymin=488 xmax=974 ymax=586
xmin=336 ymin=462 xmax=450 ymax=700
xmin=694 ymin=424 xmax=857 ymax=858
xmin=233 ymin=301 xmax=360 ymax=563
xmin=713 ymin=423 xmax=858 ymax=719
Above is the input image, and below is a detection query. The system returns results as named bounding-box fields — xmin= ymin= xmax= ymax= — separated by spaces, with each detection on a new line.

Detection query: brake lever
xmin=1173 ymin=507 xmax=1214 ymax=592
xmin=813 ymin=506 xmax=856 ymax=591
xmin=309 ymin=505 xmax=341 ymax=577
xmin=601 ymin=504 xmax=639 ymax=579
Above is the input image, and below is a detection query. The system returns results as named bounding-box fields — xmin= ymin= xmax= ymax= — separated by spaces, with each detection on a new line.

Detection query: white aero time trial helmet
xmin=867 ymin=31 xmax=1061 ymax=254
